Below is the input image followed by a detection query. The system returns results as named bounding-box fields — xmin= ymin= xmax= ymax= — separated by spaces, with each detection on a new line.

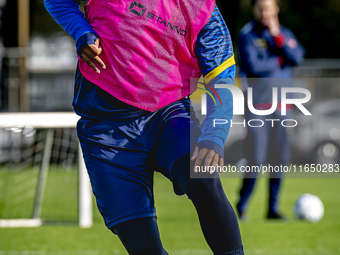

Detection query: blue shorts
xmin=74 ymin=69 xmax=201 ymax=229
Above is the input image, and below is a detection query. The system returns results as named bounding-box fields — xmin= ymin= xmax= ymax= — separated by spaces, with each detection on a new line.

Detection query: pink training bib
xmin=79 ymin=0 xmax=215 ymax=111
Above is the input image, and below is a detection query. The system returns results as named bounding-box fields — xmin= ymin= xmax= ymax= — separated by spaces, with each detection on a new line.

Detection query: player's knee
xmin=185 ymin=177 xmax=224 ymax=202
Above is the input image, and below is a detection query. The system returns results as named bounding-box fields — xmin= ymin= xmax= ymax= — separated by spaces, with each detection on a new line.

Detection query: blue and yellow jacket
xmin=239 ymin=21 xmax=304 ymax=78
xmin=238 ymin=21 xmax=305 ymax=104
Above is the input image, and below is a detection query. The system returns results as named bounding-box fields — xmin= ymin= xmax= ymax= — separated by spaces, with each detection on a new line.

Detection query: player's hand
xmin=191 ymin=146 xmax=224 ymax=174
xmin=78 ymin=38 xmax=106 ymax=74
xmin=266 ymin=17 xmax=280 ymax=37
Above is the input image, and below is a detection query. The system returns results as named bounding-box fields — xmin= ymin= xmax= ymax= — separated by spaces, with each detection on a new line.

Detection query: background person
xmin=236 ymin=0 xmax=304 ymax=220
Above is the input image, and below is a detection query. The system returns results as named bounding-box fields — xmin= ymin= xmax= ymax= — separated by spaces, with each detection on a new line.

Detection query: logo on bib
xmin=128 ymin=1 xmax=187 ymax=37
xmin=129 ymin=2 xmax=147 ymax=17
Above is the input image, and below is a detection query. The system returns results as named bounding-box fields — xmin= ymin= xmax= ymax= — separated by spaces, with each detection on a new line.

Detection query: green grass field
xmin=0 ymin=169 xmax=339 ymax=255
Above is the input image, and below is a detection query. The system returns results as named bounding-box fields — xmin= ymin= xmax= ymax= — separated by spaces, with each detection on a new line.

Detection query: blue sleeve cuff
xmin=76 ymin=32 xmax=99 ymax=55
xmin=197 ymin=67 xmax=235 ymax=159
xmin=197 ymin=140 xmax=224 ymax=159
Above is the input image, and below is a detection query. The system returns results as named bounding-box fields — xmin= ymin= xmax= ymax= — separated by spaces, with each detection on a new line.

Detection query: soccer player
xmin=44 ymin=0 xmax=244 ymax=254
xmin=236 ymin=0 xmax=304 ymax=220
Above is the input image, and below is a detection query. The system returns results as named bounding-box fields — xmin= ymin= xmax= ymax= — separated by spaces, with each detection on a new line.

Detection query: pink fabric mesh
xmin=79 ymin=0 xmax=215 ymax=111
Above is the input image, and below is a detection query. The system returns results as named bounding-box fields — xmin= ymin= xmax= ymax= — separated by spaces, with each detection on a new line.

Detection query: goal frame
xmin=0 ymin=112 xmax=93 ymax=228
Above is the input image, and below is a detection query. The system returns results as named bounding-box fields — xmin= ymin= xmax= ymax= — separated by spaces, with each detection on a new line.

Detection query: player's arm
xmin=44 ymin=0 xmax=106 ymax=73
xmin=270 ymin=29 xmax=305 ymax=66
xmin=192 ymin=5 xmax=235 ymax=170
xmin=238 ymin=32 xmax=281 ymax=76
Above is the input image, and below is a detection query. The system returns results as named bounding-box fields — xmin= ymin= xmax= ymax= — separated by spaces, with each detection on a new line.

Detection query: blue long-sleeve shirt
xmin=44 ymin=0 xmax=235 ymax=158
xmin=239 ymin=21 xmax=304 ymax=78
xmin=194 ymin=6 xmax=235 ymax=157
xmin=238 ymin=21 xmax=305 ymax=105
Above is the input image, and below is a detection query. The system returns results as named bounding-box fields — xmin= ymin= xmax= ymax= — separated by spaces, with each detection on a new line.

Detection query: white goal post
xmin=0 ymin=112 xmax=93 ymax=228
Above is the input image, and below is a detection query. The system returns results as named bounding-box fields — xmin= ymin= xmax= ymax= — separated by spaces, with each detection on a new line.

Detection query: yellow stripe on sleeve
xmin=204 ymin=54 xmax=236 ymax=80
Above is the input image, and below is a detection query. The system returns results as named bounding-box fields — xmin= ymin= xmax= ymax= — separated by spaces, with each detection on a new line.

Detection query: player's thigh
xmin=151 ymin=98 xmax=201 ymax=176
xmin=77 ymin=118 xmax=156 ymax=229
xmin=171 ymin=153 xmax=225 ymax=201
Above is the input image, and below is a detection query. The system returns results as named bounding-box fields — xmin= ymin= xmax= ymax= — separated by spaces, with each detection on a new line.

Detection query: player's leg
xmin=267 ymin=177 xmax=283 ymax=218
xmin=171 ymin=154 xmax=243 ymax=255
xmin=111 ymin=217 xmax=168 ymax=255
xmin=74 ymin=71 xmax=169 ymax=253
xmin=149 ymin=97 xmax=243 ymax=254
xmin=266 ymin=110 xmax=290 ymax=218
xmin=236 ymin=178 xmax=256 ymax=218
xmin=77 ymin=116 xmax=168 ymax=253
xmin=237 ymin=113 xmax=270 ymax=217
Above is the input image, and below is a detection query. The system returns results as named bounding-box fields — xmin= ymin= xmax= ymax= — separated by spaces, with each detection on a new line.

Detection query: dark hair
xmin=251 ymin=0 xmax=281 ymax=7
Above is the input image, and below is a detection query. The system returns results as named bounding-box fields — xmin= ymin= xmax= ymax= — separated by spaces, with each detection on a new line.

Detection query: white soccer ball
xmin=293 ymin=194 xmax=324 ymax=222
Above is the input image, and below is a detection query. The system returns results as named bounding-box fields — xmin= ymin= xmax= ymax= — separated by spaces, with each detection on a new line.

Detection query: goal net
xmin=0 ymin=112 xmax=92 ymax=228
